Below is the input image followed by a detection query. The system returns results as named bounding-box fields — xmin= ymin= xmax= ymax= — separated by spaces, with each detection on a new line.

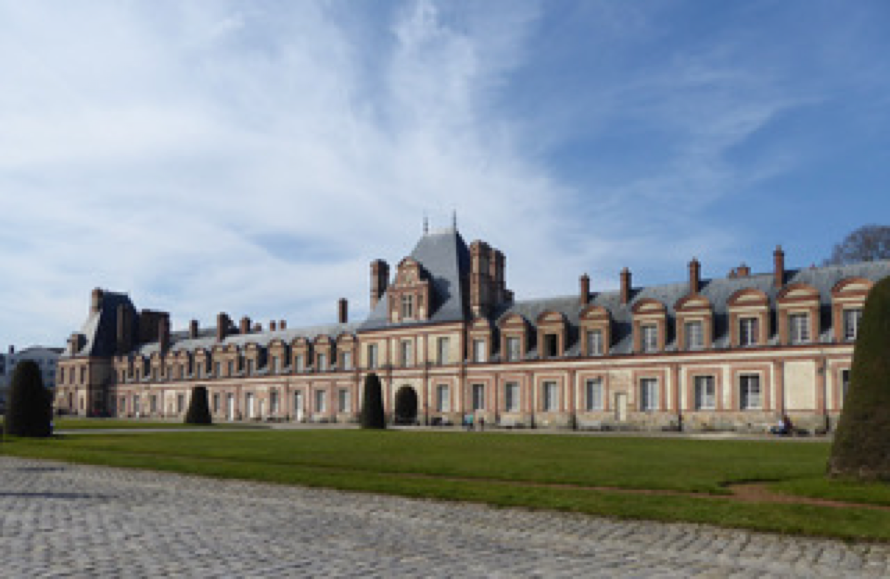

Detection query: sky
xmin=1 ymin=0 xmax=889 ymax=348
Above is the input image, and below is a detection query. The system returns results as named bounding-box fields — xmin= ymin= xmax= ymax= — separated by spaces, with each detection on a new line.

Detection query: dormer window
xmin=586 ymin=330 xmax=603 ymax=356
xmin=789 ymin=313 xmax=810 ymax=344
xmin=685 ymin=321 xmax=704 ymax=350
xmin=641 ymin=325 xmax=658 ymax=353
xmin=401 ymin=294 xmax=414 ymax=319
xmin=506 ymin=337 xmax=521 ymax=361
xmin=739 ymin=317 xmax=759 ymax=346
xmin=843 ymin=308 xmax=862 ymax=341
xmin=473 ymin=339 xmax=486 ymax=363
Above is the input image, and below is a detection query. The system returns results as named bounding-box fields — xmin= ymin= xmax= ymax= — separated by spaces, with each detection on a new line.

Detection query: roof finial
xmin=423 ymin=213 xmax=429 ymax=235
xmin=452 ymin=210 xmax=458 ymax=231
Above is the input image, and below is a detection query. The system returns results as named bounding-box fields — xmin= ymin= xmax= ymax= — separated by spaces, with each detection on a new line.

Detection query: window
xmin=739 ymin=317 xmax=759 ymax=347
xmin=317 ymin=353 xmax=327 ymax=372
xmin=367 ymin=344 xmax=378 ymax=369
xmin=640 ymin=378 xmax=658 ymax=411
xmin=585 ymin=378 xmax=603 ymax=411
xmin=641 ymin=325 xmax=658 ymax=353
xmin=119 ymin=396 xmax=126 ymax=413
xmin=294 ymin=354 xmax=304 ymax=372
xmin=400 ymin=341 xmax=413 ymax=368
xmin=341 ymin=351 xmax=352 ymax=370
xmin=685 ymin=321 xmax=704 ymax=350
xmin=247 ymin=359 xmax=255 ymax=375
xmin=543 ymin=381 xmax=559 ymax=411
xmin=472 ymin=384 xmax=485 ymax=411
xmin=739 ymin=374 xmax=761 ymax=409
xmin=133 ymin=395 xmax=140 ymax=414
xmin=543 ymin=334 xmax=558 ymax=358
xmin=436 ymin=337 xmax=449 ymax=365
xmin=213 ymin=393 xmax=220 ymax=413
xmin=587 ymin=330 xmax=603 ymax=356
xmin=246 ymin=393 xmax=255 ymax=418
xmin=273 ymin=356 xmax=281 ymax=374
xmin=227 ymin=360 xmax=234 ymax=377
xmin=841 ymin=369 xmax=851 ymax=404
xmin=338 ymin=389 xmax=350 ymax=413
xmin=506 ymin=337 xmax=521 ymax=361
xmin=473 ymin=339 xmax=486 ymax=363
xmin=401 ymin=294 xmax=414 ymax=319
xmin=436 ymin=385 xmax=450 ymax=412
xmin=177 ymin=394 xmax=185 ymax=413
xmin=271 ymin=391 xmax=280 ymax=415
xmin=843 ymin=309 xmax=862 ymax=341
xmin=789 ymin=313 xmax=810 ymax=344
xmin=694 ymin=376 xmax=715 ymax=410
xmin=315 ymin=390 xmax=327 ymax=413
xmin=505 ymin=382 xmax=520 ymax=412
xmin=80 ymin=366 xmax=87 ymax=383
xmin=150 ymin=395 xmax=157 ymax=413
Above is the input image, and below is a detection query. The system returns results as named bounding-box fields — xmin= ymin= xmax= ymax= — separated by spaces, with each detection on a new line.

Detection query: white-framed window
xmin=505 ymin=382 xmax=520 ymax=412
xmin=739 ymin=317 xmax=759 ymax=347
xmin=150 ymin=395 xmax=157 ymax=413
xmin=685 ymin=321 xmax=704 ymax=350
xmin=586 ymin=329 xmax=603 ymax=356
xmin=338 ymin=389 xmax=350 ymax=413
xmin=133 ymin=395 xmax=140 ymax=414
xmin=177 ymin=394 xmax=185 ymax=413
xmin=213 ymin=393 xmax=221 ymax=413
xmin=585 ymin=378 xmax=603 ymax=411
xmin=437 ymin=337 xmax=449 ymax=365
xmin=694 ymin=375 xmax=715 ymax=410
xmin=270 ymin=391 xmax=280 ymax=415
xmin=436 ymin=384 xmax=450 ymax=412
xmin=272 ymin=356 xmax=281 ymax=374
xmin=543 ymin=381 xmax=559 ymax=412
xmin=401 ymin=294 xmax=414 ymax=319
xmin=841 ymin=369 xmax=851 ymax=404
xmin=843 ymin=308 xmax=862 ymax=341
xmin=640 ymin=378 xmax=658 ymax=411
xmin=227 ymin=360 xmax=234 ymax=377
xmin=341 ymin=351 xmax=352 ymax=370
xmin=506 ymin=336 xmax=521 ymax=361
xmin=472 ymin=384 xmax=485 ymax=411
xmin=317 ymin=353 xmax=328 ymax=372
xmin=789 ymin=313 xmax=810 ymax=344
xmin=400 ymin=341 xmax=413 ymax=367
xmin=315 ymin=390 xmax=327 ymax=413
xmin=739 ymin=374 xmax=761 ymax=409
xmin=641 ymin=325 xmax=658 ymax=353
xmin=473 ymin=339 xmax=486 ymax=363
xmin=246 ymin=392 xmax=255 ymax=418
xmin=367 ymin=344 xmax=378 ymax=369
xmin=247 ymin=359 xmax=255 ymax=375
xmin=294 ymin=354 xmax=304 ymax=373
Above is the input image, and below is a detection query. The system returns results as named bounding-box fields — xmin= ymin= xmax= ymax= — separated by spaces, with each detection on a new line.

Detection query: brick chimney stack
xmin=689 ymin=258 xmax=701 ymax=294
xmin=91 ymin=288 xmax=104 ymax=314
xmin=270 ymin=321 xmax=277 ymax=332
xmin=774 ymin=246 xmax=785 ymax=288
xmin=280 ymin=320 xmax=287 ymax=330
xmin=620 ymin=268 xmax=632 ymax=305
xmin=189 ymin=320 xmax=199 ymax=339
xmin=158 ymin=315 xmax=170 ymax=352
xmin=579 ymin=274 xmax=590 ymax=306
xmin=370 ymin=259 xmax=390 ymax=310
xmin=216 ymin=313 xmax=230 ymax=342
xmin=240 ymin=316 xmax=251 ymax=335
xmin=338 ymin=298 xmax=348 ymax=324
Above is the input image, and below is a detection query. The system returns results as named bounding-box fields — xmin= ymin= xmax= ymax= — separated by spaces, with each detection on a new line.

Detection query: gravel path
xmin=1 ymin=456 xmax=888 ymax=578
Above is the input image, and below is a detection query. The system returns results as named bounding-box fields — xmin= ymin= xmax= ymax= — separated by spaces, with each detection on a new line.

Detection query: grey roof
xmin=60 ymin=292 xmax=137 ymax=359
xmin=360 ymin=228 xmax=470 ymax=331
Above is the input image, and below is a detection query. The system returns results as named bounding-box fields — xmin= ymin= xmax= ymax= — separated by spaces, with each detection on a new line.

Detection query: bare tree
xmin=825 ymin=225 xmax=890 ymax=265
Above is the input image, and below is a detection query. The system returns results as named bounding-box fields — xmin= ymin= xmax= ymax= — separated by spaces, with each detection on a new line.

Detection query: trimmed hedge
xmin=4 ymin=360 xmax=52 ymax=437
xmin=360 ymin=373 xmax=386 ymax=429
xmin=185 ymin=385 xmax=212 ymax=425
xmin=828 ymin=276 xmax=890 ymax=481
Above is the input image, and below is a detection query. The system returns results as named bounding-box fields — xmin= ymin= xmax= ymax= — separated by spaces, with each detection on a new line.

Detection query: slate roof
xmin=60 ymin=292 xmax=137 ymax=359
xmin=360 ymin=228 xmax=470 ymax=331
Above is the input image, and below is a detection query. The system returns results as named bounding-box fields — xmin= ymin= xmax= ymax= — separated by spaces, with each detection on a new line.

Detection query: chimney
xmin=158 ymin=316 xmax=170 ymax=352
xmin=370 ymin=259 xmax=390 ymax=309
xmin=253 ymin=323 xmax=262 ymax=332
xmin=579 ymin=274 xmax=590 ymax=306
xmin=620 ymin=267 xmax=632 ymax=305
xmin=240 ymin=316 xmax=251 ymax=335
xmin=270 ymin=321 xmax=277 ymax=332
xmin=737 ymin=263 xmax=750 ymax=277
xmin=8 ymin=345 xmax=13 ymax=355
xmin=689 ymin=258 xmax=701 ymax=294
xmin=90 ymin=288 xmax=104 ymax=314
xmin=338 ymin=298 xmax=348 ymax=324
xmin=216 ymin=313 xmax=230 ymax=342
xmin=189 ymin=320 xmax=199 ymax=339
xmin=279 ymin=320 xmax=287 ymax=330
xmin=774 ymin=246 xmax=785 ymax=288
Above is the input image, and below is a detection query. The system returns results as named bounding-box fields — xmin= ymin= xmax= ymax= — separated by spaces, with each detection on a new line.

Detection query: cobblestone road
xmin=1 ymin=456 xmax=888 ymax=578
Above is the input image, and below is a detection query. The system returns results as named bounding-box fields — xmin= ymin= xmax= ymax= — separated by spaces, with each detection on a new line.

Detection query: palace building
xmin=55 ymin=226 xmax=890 ymax=433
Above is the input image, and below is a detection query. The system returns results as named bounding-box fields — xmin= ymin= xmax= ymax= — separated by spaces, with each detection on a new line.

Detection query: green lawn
xmin=51 ymin=418 xmax=269 ymax=430
xmin=2 ymin=429 xmax=889 ymax=541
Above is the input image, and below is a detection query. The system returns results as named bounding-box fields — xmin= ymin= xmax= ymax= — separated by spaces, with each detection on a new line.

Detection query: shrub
xmin=828 ymin=276 xmax=890 ymax=481
xmin=184 ymin=385 xmax=212 ymax=425
xmin=360 ymin=372 xmax=386 ymax=429
xmin=4 ymin=360 xmax=52 ymax=437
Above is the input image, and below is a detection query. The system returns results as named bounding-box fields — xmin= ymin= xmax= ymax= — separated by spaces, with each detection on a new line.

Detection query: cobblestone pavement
xmin=1 ymin=456 xmax=889 ymax=578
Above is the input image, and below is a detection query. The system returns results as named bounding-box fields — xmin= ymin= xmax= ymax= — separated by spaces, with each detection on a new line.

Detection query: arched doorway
xmin=394 ymin=386 xmax=418 ymax=425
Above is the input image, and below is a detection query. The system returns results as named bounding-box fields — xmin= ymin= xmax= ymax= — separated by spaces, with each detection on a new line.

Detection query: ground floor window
xmin=177 ymin=394 xmax=185 ymax=414
xmin=213 ymin=393 xmax=220 ymax=413
xmin=246 ymin=392 xmax=255 ymax=418
xmin=694 ymin=376 xmax=715 ymax=410
xmin=436 ymin=385 xmax=450 ymax=412
xmin=841 ymin=369 xmax=851 ymax=404
xmin=150 ymin=395 xmax=157 ymax=413
xmin=133 ymin=395 xmax=140 ymax=415
xmin=271 ymin=391 xmax=280 ymax=415
xmin=543 ymin=381 xmax=559 ymax=411
xmin=586 ymin=378 xmax=603 ymax=411
xmin=640 ymin=378 xmax=658 ymax=411
xmin=504 ymin=382 xmax=520 ymax=412
xmin=315 ymin=390 xmax=327 ymax=413
xmin=472 ymin=384 xmax=485 ymax=411
xmin=739 ymin=374 xmax=761 ymax=410
xmin=338 ymin=389 xmax=350 ymax=413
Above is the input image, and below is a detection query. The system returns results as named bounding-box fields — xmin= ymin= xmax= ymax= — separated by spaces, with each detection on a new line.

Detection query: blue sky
xmin=1 ymin=0 xmax=888 ymax=348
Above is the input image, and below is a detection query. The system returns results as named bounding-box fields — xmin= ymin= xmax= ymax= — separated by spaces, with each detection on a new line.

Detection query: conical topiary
xmin=184 ymin=385 xmax=212 ymax=425
xmin=360 ymin=372 xmax=386 ymax=429
xmin=4 ymin=360 xmax=53 ymax=437
xmin=828 ymin=276 xmax=890 ymax=481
